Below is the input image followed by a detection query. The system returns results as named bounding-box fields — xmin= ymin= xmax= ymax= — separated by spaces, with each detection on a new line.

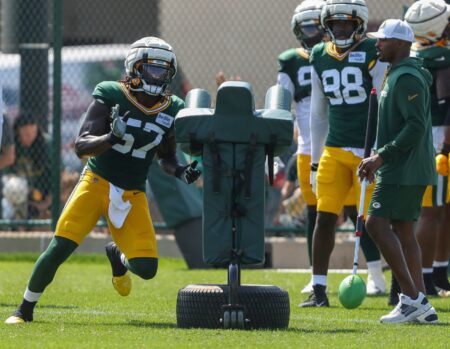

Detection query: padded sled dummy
xmin=176 ymin=82 xmax=293 ymax=265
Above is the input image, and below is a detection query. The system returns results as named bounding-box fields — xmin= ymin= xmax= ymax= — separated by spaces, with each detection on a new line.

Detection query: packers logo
xmin=372 ymin=202 xmax=381 ymax=209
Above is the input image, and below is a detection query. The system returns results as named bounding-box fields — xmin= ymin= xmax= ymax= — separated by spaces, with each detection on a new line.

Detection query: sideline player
xmin=5 ymin=37 xmax=201 ymax=324
xmin=300 ymin=0 xmax=387 ymax=307
xmin=405 ymin=0 xmax=450 ymax=301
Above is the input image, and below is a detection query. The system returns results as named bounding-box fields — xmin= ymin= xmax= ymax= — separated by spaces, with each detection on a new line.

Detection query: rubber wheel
xmin=176 ymin=284 xmax=290 ymax=329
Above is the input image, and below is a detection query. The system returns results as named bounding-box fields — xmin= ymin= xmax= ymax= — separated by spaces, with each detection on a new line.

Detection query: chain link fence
xmin=0 ymin=0 xmax=416 ymax=230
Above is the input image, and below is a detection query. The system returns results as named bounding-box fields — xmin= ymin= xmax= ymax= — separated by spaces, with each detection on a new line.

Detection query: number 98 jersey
xmin=311 ymin=38 xmax=382 ymax=148
xmin=88 ymin=81 xmax=185 ymax=191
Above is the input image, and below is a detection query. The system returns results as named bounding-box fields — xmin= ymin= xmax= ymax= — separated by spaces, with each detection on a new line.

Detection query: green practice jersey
xmin=411 ymin=43 xmax=450 ymax=126
xmin=87 ymin=81 xmax=185 ymax=191
xmin=278 ymin=48 xmax=312 ymax=102
xmin=277 ymin=47 xmax=313 ymax=155
xmin=311 ymin=38 xmax=383 ymax=148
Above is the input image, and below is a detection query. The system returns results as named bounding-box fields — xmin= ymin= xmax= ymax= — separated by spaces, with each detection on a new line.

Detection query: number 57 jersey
xmin=88 ymin=81 xmax=185 ymax=191
xmin=310 ymin=38 xmax=387 ymax=151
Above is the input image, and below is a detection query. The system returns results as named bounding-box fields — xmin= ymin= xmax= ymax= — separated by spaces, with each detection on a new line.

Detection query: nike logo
xmin=400 ymin=304 xmax=417 ymax=316
xmin=435 ymin=56 xmax=445 ymax=61
xmin=408 ymin=94 xmax=418 ymax=101
xmin=133 ymin=192 xmax=140 ymax=195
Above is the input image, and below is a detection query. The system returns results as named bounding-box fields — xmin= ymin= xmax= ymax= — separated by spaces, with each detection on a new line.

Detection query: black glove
xmin=175 ymin=160 xmax=201 ymax=184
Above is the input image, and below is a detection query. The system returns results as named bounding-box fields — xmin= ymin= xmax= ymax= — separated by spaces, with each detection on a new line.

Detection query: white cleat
xmin=301 ymin=280 xmax=314 ymax=294
xmin=380 ymin=292 xmax=436 ymax=324
xmin=367 ymin=271 xmax=386 ymax=295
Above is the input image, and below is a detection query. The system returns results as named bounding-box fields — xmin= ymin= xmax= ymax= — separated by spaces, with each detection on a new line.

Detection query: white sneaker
xmin=380 ymin=292 xmax=433 ymax=324
xmin=367 ymin=271 xmax=386 ymax=295
xmin=301 ymin=280 xmax=314 ymax=294
xmin=414 ymin=306 xmax=438 ymax=324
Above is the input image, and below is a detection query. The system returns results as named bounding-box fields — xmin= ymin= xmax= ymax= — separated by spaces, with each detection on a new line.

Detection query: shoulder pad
xmin=278 ymin=48 xmax=298 ymax=62
xmin=310 ymin=42 xmax=326 ymax=62
xmin=92 ymin=81 xmax=121 ymax=106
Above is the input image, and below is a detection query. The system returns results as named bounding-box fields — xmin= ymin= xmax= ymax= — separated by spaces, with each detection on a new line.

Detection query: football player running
xmin=5 ymin=37 xmax=201 ymax=324
xmin=405 ymin=0 xmax=450 ymax=300
xmin=299 ymin=0 xmax=387 ymax=307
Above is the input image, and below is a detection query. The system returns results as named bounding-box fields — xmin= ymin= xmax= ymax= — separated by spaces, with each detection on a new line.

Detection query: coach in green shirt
xmin=358 ymin=19 xmax=438 ymax=324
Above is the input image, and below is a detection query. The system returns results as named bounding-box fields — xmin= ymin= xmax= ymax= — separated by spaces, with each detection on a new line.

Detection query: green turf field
xmin=0 ymin=254 xmax=448 ymax=349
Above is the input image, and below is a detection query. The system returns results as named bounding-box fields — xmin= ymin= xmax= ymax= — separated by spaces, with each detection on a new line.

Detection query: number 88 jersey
xmin=88 ymin=81 xmax=185 ymax=191
xmin=311 ymin=38 xmax=385 ymax=148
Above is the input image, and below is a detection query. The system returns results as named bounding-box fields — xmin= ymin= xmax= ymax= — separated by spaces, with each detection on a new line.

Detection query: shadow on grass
xmin=127 ymin=320 xmax=177 ymax=329
xmin=31 ymin=320 xmax=177 ymax=329
xmin=283 ymin=327 xmax=362 ymax=334
xmin=0 ymin=303 xmax=77 ymax=310
xmin=407 ymin=322 xmax=449 ymax=327
xmin=159 ymin=326 xmax=363 ymax=333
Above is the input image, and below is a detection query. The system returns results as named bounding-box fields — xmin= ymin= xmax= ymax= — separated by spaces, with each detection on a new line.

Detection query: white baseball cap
xmin=367 ymin=19 xmax=415 ymax=43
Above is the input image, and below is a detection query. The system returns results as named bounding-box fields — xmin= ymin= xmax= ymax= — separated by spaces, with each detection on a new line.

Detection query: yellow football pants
xmin=55 ymin=169 xmax=158 ymax=259
xmin=316 ymin=147 xmax=373 ymax=215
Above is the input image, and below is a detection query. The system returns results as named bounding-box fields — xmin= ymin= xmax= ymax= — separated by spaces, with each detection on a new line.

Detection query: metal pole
xmin=18 ymin=0 xmax=49 ymax=128
xmin=51 ymin=0 xmax=62 ymax=230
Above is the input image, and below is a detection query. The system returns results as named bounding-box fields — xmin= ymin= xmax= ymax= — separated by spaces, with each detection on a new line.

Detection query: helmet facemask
xmin=321 ymin=0 xmax=369 ymax=49
xmin=131 ymin=58 xmax=176 ymax=96
xmin=293 ymin=19 xmax=324 ymax=51
xmin=324 ymin=16 xmax=364 ymax=48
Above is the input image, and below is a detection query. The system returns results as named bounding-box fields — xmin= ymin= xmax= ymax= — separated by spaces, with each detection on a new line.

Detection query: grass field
xmin=0 ymin=254 xmax=448 ymax=349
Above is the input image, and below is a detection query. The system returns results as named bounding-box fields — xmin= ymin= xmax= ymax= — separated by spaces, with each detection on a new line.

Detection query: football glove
xmin=109 ymin=104 xmax=130 ymax=142
xmin=436 ymin=154 xmax=448 ymax=176
xmin=310 ymin=163 xmax=318 ymax=194
xmin=176 ymin=160 xmax=201 ymax=184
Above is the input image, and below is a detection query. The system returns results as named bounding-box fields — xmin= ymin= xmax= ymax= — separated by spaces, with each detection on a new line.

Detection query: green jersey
xmin=277 ymin=47 xmax=313 ymax=155
xmin=376 ymin=57 xmax=436 ymax=185
xmin=311 ymin=38 xmax=384 ymax=148
xmin=88 ymin=81 xmax=185 ymax=191
xmin=278 ymin=48 xmax=312 ymax=102
xmin=411 ymin=43 xmax=450 ymax=126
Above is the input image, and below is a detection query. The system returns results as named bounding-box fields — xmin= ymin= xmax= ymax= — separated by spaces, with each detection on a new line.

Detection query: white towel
xmin=108 ymin=183 xmax=132 ymax=229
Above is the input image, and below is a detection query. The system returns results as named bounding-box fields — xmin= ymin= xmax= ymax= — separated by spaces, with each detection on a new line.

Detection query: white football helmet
xmin=291 ymin=0 xmax=326 ymax=51
xmin=124 ymin=37 xmax=177 ymax=96
xmin=405 ymin=0 xmax=450 ymax=43
xmin=321 ymin=0 xmax=369 ymax=48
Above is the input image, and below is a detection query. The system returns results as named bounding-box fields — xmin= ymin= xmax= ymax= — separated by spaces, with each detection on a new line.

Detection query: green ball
xmin=338 ymin=274 xmax=366 ymax=309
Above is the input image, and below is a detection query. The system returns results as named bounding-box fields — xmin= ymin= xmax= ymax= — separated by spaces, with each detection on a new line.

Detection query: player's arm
xmin=277 ymin=72 xmax=295 ymax=103
xmin=74 ymin=99 xmax=116 ymax=158
xmin=377 ymin=75 xmax=427 ymax=163
xmin=309 ymin=66 xmax=328 ymax=164
xmin=157 ymin=131 xmax=201 ymax=184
